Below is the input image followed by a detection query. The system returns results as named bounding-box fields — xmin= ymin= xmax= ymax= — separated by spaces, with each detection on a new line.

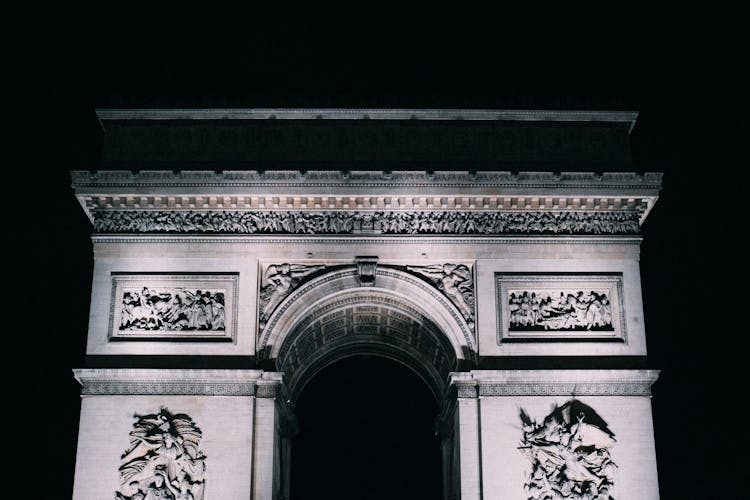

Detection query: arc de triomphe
xmin=70 ymin=109 xmax=662 ymax=499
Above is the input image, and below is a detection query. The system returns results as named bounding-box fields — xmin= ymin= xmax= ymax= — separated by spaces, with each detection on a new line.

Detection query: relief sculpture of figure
xmin=406 ymin=263 xmax=475 ymax=324
xmin=259 ymin=263 xmax=326 ymax=322
xmin=518 ymin=399 xmax=617 ymax=500
xmin=509 ymin=290 xmax=614 ymax=332
xmin=120 ymin=288 xmax=226 ymax=332
xmin=115 ymin=407 xmax=206 ymax=500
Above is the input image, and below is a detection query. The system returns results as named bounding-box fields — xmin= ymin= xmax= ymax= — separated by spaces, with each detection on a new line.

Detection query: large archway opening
xmin=290 ymin=355 xmax=442 ymax=500
xmin=259 ymin=265 xmax=476 ymax=499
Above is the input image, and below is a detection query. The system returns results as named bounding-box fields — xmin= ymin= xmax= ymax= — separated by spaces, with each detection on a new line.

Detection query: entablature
xmin=71 ymin=170 xmax=662 ymax=235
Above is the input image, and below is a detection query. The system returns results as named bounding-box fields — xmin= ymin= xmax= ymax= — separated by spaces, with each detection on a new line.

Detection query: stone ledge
xmin=448 ymin=369 xmax=660 ymax=397
xmin=73 ymin=368 xmax=276 ymax=396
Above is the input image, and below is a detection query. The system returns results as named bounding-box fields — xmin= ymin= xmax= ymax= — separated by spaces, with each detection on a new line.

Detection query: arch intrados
xmin=276 ymin=290 xmax=458 ymax=402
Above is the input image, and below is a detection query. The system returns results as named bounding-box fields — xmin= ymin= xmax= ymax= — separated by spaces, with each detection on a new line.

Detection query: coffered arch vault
xmin=258 ymin=266 xmax=477 ymax=402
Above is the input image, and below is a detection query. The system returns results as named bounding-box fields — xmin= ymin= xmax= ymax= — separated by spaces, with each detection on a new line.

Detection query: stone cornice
xmin=70 ymin=170 xmax=662 ymax=228
xmin=73 ymin=368 xmax=271 ymax=396
xmin=447 ymin=369 xmax=660 ymax=398
xmin=96 ymin=108 xmax=638 ymax=125
xmin=90 ymin=235 xmax=643 ymax=246
xmin=71 ymin=170 xmax=661 ymax=190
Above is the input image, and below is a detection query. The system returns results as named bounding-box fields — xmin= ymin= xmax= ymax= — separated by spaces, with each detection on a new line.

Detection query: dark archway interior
xmin=290 ymin=355 xmax=443 ymax=500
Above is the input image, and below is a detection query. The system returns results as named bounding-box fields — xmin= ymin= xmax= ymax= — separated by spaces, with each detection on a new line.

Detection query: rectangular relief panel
xmin=109 ymin=273 xmax=239 ymax=342
xmin=496 ymin=273 xmax=625 ymax=343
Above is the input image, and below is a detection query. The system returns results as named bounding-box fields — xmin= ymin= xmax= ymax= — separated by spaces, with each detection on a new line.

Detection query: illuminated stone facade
xmin=71 ymin=109 xmax=662 ymax=499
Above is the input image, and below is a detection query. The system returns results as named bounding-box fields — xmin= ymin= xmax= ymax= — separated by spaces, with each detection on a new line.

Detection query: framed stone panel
xmin=108 ymin=273 xmax=239 ymax=342
xmin=495 ymin=273 xmax=625 ymax=342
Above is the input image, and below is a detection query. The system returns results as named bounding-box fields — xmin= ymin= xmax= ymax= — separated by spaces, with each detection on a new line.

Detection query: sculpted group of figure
xmin=519 ymin=400 xmax=617 ymax=500
xmin=120 ymin=287 xmax=225 ymax=331
xmin=95 ymin=210 xmax=641 ymax=235
xmin=116 ymin=407 xmax=206 ymax=500
xmin=509 ymin=290 xmax=613 ymax=331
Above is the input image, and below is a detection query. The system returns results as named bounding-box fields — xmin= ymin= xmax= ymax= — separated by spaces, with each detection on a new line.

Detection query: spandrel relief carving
xmin=407 ymin=264 xmax=475 ymax=327
xmin=508 ymin=290 xmax=614 ymax=332
xmin=259 ymin=263 xmax=326 ymax=325
xmin=115 ymin=407 xmax=206 ymax=500
xmin=93 ymin=210 xmax=642 ymax=235
xmin=518 ymin=399 xmax=617 ymax=500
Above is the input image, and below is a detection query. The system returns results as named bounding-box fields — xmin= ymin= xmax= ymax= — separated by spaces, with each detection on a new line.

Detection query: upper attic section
xmin=94 ymin=108 xmax=639 ymax=169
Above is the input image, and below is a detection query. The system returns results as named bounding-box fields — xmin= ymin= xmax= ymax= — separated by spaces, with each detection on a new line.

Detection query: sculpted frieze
xmin=92 ymin=210 xmax=642 ymax=235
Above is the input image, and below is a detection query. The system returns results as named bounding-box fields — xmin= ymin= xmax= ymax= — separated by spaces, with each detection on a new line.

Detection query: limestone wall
xmin=84 ymin=238 xmax=644 ymax=359
xmin=70 ymin=369 xmax=287 ymax=500
xmin=448 ymin=370 xmax=660 ymax=500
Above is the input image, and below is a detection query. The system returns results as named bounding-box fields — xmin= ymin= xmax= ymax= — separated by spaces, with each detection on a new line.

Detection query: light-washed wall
xmin=479 ymin=395 xmax=659 ymax=499
xmin=476 ymin=258 xmax=647 ymax=356
xmin=446 ymin=370 xmax=660 ymax=500
xmin=72 ymin=395 xmax=256 ymax=500
xmin=85 ymin=250 xmax=259 ymax=356
xmin=85 ymin=238 xmax=643 ymax=358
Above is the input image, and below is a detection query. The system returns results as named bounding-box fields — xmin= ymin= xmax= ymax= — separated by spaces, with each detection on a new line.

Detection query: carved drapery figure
xmin=115 ymin=407 xmax=206 ymax=500
xmin=259 ymin=264 xmax=326 ymax=323
xmin=406 ymin=263 xmax=475 ymax=326
xmin=518 ymin=399 xmax=617 ymax=500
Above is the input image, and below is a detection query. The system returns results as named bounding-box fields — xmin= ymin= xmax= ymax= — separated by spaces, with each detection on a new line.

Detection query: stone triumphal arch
xmin=71 ymin=109 xmax=662 ymax=499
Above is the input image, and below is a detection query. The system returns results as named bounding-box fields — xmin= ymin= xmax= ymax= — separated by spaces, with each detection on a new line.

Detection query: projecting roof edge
xmin=95 ymin=108 xmax=639 ymax=126
xmin=70 ymin=170 xmax=662 ymax=190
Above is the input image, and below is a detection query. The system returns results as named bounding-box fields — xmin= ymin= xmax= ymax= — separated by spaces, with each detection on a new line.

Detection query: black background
xmin=12 ymin=5 xmax=745 ymax=499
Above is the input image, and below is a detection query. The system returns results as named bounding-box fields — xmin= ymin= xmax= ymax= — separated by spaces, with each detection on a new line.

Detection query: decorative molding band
xmin=449 ymin=372 xmax=479 ymax=398
xmin=95 ymin=108 xmax=639 ymax=124
xmin=83 ymin=195 xmax=651 ymax=213
xmin=71 ymin=170 xmax=662 ymax=190
xmin=91 ymin=235 xmax=644 ymax=246
xmin=448 ymin=369 xmax=660 ymax=397
xmin=478 ymin=382 xmax=653 ymax=396
xmin=255 ymin=372 xmax=289 ymax=400
xmin=91 ymin=210 xmax=643 ymax=235
xmin=73 ymin=368 xmax=265 ymax=396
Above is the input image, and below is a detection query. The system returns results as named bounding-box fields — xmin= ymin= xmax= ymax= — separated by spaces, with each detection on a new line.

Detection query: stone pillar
xmin=441 ymin=370 xmax=660 ymax=500
xmin=71 ymin=369 xmax=296 ymax=500
xmin=472 ymin=370 xmax=660 ymax=500
xmin=440 ymin=372 xmax=483 ymax=500
xmin=252 ymin=371 xmax=295 ymax=500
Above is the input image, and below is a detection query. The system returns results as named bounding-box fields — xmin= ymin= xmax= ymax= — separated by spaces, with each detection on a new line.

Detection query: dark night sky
xmin=13 ymin=6 xmax=746 ymax=499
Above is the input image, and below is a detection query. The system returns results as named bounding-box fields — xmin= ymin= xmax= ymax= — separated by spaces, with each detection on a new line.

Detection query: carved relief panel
xmin=496 ymin=273 xmax=625 ymax=343
xmin=109 ymin=274 xmax=239 ymax=342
